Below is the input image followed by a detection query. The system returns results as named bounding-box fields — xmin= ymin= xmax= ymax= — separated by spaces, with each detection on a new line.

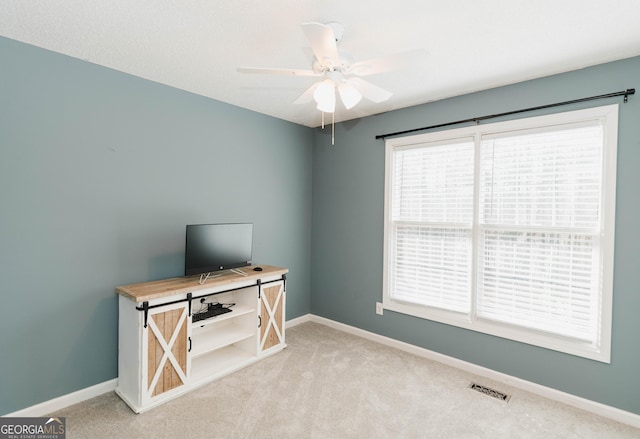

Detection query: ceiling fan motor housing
xmin=312 ymin=50 xmax=354 ymax=74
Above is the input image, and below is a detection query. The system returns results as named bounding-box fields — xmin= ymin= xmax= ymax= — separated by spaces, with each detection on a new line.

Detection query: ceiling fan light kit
xmin=337 ymin=82 xmax=362 ymax=110
xmin=314 ymin=79 xmax=336 ymax=113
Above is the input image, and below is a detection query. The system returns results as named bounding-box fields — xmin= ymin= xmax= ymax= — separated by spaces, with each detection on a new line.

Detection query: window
xmin=383 ymin=105 xmax=618 ymax=362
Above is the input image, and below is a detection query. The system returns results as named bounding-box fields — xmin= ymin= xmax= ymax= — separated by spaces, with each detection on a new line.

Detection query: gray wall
xmin=2 ymin=32 xmax=639 ymax=418
xmin=311 ymin=57 xmax=640 ymax=415
xmin=0 ymin=37 xmax=313 ymax=415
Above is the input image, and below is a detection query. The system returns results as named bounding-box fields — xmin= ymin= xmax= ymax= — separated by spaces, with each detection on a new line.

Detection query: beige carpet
xmin=54 ymin=321 xmax=639 ymax=438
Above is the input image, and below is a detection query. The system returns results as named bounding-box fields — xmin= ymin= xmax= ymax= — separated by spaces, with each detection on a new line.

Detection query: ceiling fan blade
xmin=237 ymin=67 xmax=319 ymax=77
xmin=345 ymin=49 xmax=429 ymax=76
xmin=349 ymin=78 xmax=392 ymax=103
xmin=293 ymin=83 xmax=319 ymax=105
xmin=301 ymin=22 xmax=339 ymax=66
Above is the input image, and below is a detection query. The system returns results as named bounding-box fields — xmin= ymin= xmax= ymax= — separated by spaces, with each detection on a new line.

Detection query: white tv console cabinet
xmin=115 ymin=265 xmax=287 ymax=413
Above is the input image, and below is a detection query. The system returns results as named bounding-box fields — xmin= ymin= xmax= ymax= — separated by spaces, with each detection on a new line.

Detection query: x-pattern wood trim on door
xmin=260 ymin=282 xmax=284 ymax=351
xmin=147 ymin=306 xmax=188 ymax=397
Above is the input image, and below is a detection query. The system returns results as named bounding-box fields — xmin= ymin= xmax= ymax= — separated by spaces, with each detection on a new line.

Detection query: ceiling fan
xmin=238 ymin=22 xmax=427 ymax=116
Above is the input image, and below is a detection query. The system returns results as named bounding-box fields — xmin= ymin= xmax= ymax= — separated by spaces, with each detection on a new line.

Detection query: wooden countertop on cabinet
xmin=115 ymin=265 xmax=288 ymax=303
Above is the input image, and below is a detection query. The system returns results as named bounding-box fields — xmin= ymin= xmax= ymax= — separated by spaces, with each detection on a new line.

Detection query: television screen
xmin=185 ymin=223 xmax=253 ymax=276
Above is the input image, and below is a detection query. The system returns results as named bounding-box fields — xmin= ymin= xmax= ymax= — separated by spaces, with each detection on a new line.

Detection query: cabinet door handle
xmin=188 ymin=336 xmax=192 ymax=352
xmin=258 ymin=315 xmax=261 ymax=328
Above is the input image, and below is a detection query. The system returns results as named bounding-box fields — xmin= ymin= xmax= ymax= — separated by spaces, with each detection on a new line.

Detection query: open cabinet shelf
xmin=191 ymin=321 xmax=255 ymax=358
xmin=190 ymin=345 xmax=256 ymax=384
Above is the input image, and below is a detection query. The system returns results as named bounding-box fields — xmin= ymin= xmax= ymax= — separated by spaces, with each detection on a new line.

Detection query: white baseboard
xmin=8 ymin=314 xmax=639 ymax=429
xmin=4 ymin=379 xmax=118 ymax=418
xmin=309 ymin=315 xmax=640 ymax=429
xmin=286 ymin=313 xmax=312 ymax=328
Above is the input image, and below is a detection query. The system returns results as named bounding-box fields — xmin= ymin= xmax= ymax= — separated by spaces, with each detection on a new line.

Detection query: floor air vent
xmin=469 ymin=383 xmax=511 ymax=402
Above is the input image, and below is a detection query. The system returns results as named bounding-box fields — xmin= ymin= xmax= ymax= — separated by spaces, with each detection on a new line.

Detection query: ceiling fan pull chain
xmin=332 ymin=112 xmax=335 ymax=145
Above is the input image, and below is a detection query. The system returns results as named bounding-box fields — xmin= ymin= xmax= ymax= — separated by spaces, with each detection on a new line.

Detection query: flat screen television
xmin=184 ymin=223 xmax=253 ymax=276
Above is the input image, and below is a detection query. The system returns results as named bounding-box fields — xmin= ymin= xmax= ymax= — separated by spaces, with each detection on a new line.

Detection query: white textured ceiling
xmin=2 ymin=1 xmax=640 ymax=127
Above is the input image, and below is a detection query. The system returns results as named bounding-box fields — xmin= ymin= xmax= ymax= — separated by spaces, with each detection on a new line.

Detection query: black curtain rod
xmin=375 ymin=88 xmax=635 ymax=140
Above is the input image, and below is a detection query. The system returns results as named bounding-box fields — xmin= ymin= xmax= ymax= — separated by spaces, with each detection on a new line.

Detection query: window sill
xmin=382 ymin=299 xmax=610 ymax=363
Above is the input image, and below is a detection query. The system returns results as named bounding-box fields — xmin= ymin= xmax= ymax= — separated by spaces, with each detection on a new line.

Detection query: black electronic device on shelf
xmin=192 ymin=303 xmax=232 ymax=323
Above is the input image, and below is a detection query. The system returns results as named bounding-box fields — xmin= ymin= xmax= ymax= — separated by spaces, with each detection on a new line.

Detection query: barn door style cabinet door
xmin=259 ymin=280 xmax=286 ymax=354
xmin=143 ymin=302 xmax=190 ymax=404
xmin=115 ymin=265 xmax=288 ymax=413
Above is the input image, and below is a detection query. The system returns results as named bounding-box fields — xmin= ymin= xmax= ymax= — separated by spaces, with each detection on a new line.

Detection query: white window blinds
xmin=389 ymin=139 xmax=474 ymax=313
xmin=384 ymin=105 xmax=617 ymax=362
xmin=477 ymin=122 xmax=604 ymax=341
